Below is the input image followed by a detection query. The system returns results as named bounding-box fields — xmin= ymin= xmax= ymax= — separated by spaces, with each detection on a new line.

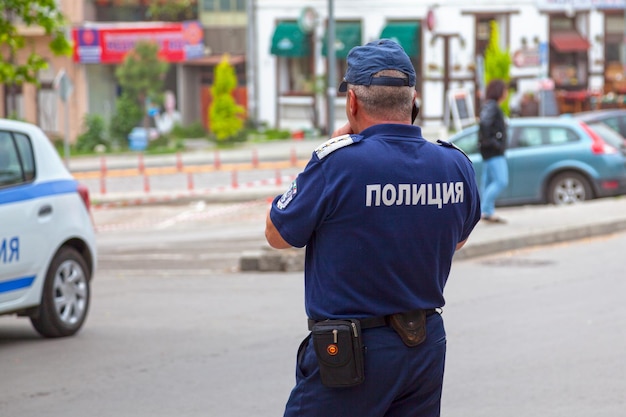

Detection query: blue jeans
xmin=283 ymin=314 xmax=446 ymax=417
xmin=480 ymin=156 xmax=508 ymax=216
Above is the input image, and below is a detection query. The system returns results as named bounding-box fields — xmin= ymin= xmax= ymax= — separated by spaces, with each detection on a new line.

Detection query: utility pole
xmin=246 ymin=0 xmax=258 ymax=127
xmin=623 ymin=2 xmax=626 ymax=77
xmin=327 ymin=0 xmax=336 ymax=136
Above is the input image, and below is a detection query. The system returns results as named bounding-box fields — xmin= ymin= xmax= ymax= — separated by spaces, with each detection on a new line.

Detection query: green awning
xmin=270 ymin=22 xmax=311 ymax=57
xmin=379 ymin=22 xmax=420 ymax=57
xmin=322 ymin=22 xmax=362 ymax=59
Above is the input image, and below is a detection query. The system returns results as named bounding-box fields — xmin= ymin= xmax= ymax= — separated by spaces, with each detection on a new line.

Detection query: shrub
xmin=170 ymin=121 xmax=207 ymax=139
xmin=76 ymin=114 xmax=108 ymax=152
xmin=209 ymin=55 xmax=245 ymax=142
xmin=110 ymin=94 xmax=143 ymax=147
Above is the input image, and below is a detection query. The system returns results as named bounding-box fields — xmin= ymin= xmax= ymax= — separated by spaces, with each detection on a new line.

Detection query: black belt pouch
xmin=311 ymin=319 xmax=364 ymax=388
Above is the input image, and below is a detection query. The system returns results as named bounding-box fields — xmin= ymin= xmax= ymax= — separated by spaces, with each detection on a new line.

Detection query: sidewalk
xmin=455 ymin=196 xmax=626 ymax=260
xmin=72 ymin=132 xmax=626 ymax=265
xmin=239 ymin=196 xmax=626 ymax=271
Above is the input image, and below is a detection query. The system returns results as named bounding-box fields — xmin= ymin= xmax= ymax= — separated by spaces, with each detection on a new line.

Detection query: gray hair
xmin=348 ymin=70 xmax=414 ymax=120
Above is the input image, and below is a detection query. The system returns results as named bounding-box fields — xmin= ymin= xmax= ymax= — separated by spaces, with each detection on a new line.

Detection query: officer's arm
xmin=265 ymin=208 xmax=292 ymax=249
xmin=456 ymin=238 xmax=468 ymax=251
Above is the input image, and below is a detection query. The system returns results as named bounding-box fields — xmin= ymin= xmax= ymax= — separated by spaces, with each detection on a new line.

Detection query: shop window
xmin=476 ymin=17 xmax=495 ymax=57
xmin=271 ymin=21 xmax=314 ymax=96
xmin=202 ymin=0 xmax=244 ymax=12
xmin=278 ymin=57 xmax=314 ymax=95
xmin=549 ymin=16 xmax=589 ymax=90
xmin=3 ymin=84 xmax=23 ymax=120
xmin=322 ymin=21 xmax=361 ymax=95
xmin=38 ymin=82 xmax=57 ymax=134
xmin=604 ymin=13 xmax=625 ymax=93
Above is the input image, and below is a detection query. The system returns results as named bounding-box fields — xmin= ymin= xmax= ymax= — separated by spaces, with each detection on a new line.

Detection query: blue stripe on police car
xmin=0 ymin=276 xmax=35 ymax=294
xmin=0 ymin=179 xmax=78 ymax=205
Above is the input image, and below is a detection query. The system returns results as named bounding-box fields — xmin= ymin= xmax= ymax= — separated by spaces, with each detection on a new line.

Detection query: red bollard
xmin=100 ymin=156 xmax=107 ymax=176
xmin=100 ymin=176 xmax=107 ymax=195
xmin=187 ymin=172 xmax=194 ymax=191
xmin=176 ymin=152 xmax=183 ymax=172
xmin=138 ymin=153 xmax=145 ymax=174
xmin=290 ymin=147 xmax=298 ymax=166
xmin=143 ymin=174 xmax=150 ymax=193
xmin=231 ymin=170 xmax=238 ymax=188
xmin=214 ymin=150 xmax=221 ymax=170
xmin=276 ymin=169 xmax=282 ymax=186
xmin=252 ymin=149 xmax=259 ymax=168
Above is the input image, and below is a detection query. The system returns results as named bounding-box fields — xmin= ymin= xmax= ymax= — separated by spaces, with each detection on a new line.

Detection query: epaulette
xmin=436 ymin=139 xmax=472 ymax=163
xmin=314 ymin=134 xmax=355 ymax=160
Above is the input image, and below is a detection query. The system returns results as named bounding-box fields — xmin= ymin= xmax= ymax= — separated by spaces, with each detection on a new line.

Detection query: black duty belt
xmin=307 ymin=308 xmax=438 ymax=331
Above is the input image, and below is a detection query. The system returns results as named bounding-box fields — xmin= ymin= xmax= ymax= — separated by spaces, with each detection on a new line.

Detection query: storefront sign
xmin=513 ymin=48 xmax=541 ymax=67
xmin=536 ymin=0 xmax=626 ymax=10
xmin=72 ymin=21 xmax=204 ymax=64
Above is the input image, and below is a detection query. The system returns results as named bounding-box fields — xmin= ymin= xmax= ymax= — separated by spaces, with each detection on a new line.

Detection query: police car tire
xmin=30 ymin=246 xmax=91 ymax=338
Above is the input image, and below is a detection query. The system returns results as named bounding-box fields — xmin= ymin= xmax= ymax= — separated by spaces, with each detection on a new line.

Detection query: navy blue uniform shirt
xmin=270 ymin=124 xmax=481 ymax=320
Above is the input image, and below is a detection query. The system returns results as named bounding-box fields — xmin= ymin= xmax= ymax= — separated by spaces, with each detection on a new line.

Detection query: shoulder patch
xmin=276 ymin=179 xmax=298 ymax=210
xmin=436 ymin=139 xmax=472 ymax=163
xmin=314 ymin=134 xmax=354 ymax=160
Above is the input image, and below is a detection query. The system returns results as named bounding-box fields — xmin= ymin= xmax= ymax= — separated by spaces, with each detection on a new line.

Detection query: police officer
xmin=265 ymin=39 xmax=481 ymax=417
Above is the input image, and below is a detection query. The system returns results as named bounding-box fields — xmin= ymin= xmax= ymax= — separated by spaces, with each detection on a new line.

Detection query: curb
xmin=239 ymin=213 xmax=626 ymax=272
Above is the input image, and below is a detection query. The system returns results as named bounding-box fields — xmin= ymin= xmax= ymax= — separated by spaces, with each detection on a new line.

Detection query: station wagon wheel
xmin=547 ymin=172 xmax=592 ymax=205
xmin=30 ymin=247 xmax=91 ymax=338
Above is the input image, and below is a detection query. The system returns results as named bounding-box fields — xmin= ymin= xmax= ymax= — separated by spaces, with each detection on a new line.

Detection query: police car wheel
xmin=30 ymin=247 xmax=91 ymax=338
xmin=547 ymin=171 xmax=592 ymax=205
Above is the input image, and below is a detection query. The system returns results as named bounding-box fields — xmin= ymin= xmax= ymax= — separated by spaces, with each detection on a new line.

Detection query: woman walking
xmin=478 ymin=79 xmax=509 ymax=223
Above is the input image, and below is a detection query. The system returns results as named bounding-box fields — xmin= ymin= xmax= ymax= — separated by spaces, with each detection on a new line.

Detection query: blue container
xmin=128 ymin=127 xmax=148 ymax=151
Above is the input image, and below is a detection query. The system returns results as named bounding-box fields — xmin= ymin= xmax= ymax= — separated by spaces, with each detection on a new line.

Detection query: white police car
xmin=0 ymin=119 xmax=96 ymax=337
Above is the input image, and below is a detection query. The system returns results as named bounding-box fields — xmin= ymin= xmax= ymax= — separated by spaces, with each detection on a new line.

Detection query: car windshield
xmin=586 ymin=122 xmax=626 ymax=150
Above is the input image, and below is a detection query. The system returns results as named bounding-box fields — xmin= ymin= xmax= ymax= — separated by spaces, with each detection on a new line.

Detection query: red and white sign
xmin=513 ymin=48 xmax=541 ymax=68
xmin=72 ymin=21 xmax=204 ymax=64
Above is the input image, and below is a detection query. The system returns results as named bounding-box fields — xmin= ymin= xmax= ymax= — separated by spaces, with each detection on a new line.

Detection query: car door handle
xmin=38 ymin=205 xmax=53 ymax=217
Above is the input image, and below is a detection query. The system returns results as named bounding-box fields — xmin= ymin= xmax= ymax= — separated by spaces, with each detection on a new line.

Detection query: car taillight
xmin=77 ymin=183 xmax=91 ymax=212
xmin=579 ymin=122 xmax=618 ymax=155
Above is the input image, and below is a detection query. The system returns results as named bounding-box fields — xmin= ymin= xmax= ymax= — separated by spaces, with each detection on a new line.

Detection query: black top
xmin=478 ymin=100 xmax=507 ymax=160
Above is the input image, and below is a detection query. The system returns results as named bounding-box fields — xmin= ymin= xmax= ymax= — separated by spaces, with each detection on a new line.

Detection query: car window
xmin=452 ymin=130 xmax=479 ymax=154
xmin=547 ymin=127 xmax=578 ymax=145
xmin=515 ymin=127 xmax=543 ymax=147
xmin=587 ymin=122 xmax=626 ymax=150
xmin=13 ymin=133 xmax=36 ymax=181
xmin=512 ymin=126 xmax=578 ymax=149
xmin=0 ymin=130 xmax=35 ymax=187
xmin=599 ymin=117 xmax=620 ymax=133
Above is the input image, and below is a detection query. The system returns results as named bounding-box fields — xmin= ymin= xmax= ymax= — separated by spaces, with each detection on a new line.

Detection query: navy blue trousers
xmin=284 ymin=313 xmax=446 ymax=417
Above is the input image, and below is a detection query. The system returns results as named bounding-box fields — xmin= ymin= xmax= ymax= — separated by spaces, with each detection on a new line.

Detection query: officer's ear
xmin=348 ymin=90 xmax=359 ymax=118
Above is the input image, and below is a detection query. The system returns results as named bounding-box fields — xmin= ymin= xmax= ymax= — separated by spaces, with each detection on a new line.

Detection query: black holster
xmin=387 ymin=310 xmax=427 ymax=347
xmin=311 ymin=319 xmax=365 ymax=388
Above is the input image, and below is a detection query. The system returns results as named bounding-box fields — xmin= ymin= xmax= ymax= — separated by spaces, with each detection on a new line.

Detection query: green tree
xmin=484 ymin=20 xmax=512 ymax=115
xmin=115 ymin=41 xmax=169 ymax=135
xmin=209 ymin=55 xmax=245 ymax=142
xmin=0 ymin=0 xmax=71 ymax=85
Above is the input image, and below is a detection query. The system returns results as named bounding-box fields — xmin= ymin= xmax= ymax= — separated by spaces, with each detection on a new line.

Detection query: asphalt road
xmin=1 ymin=203 xmax=625 ymax=417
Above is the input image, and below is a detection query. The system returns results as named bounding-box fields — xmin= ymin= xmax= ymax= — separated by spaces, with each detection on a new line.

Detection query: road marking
xmin=95 ymin=199 xmax=270 ymax=233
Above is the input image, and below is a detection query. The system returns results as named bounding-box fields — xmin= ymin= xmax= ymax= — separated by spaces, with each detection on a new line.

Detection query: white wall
xmin=254 ymin=0 xmax=608 ymax=130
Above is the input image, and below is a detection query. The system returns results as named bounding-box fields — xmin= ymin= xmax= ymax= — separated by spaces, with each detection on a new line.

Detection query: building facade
xmin=1 ymin=0 xmax=91 ymax=142
xmin=1 ymin=0 xmax=248 ymax=143
xmin=255 ymin=0 xmax=626 ymax=133
xmin=1 ymin=0 xmax=624 ymax=142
